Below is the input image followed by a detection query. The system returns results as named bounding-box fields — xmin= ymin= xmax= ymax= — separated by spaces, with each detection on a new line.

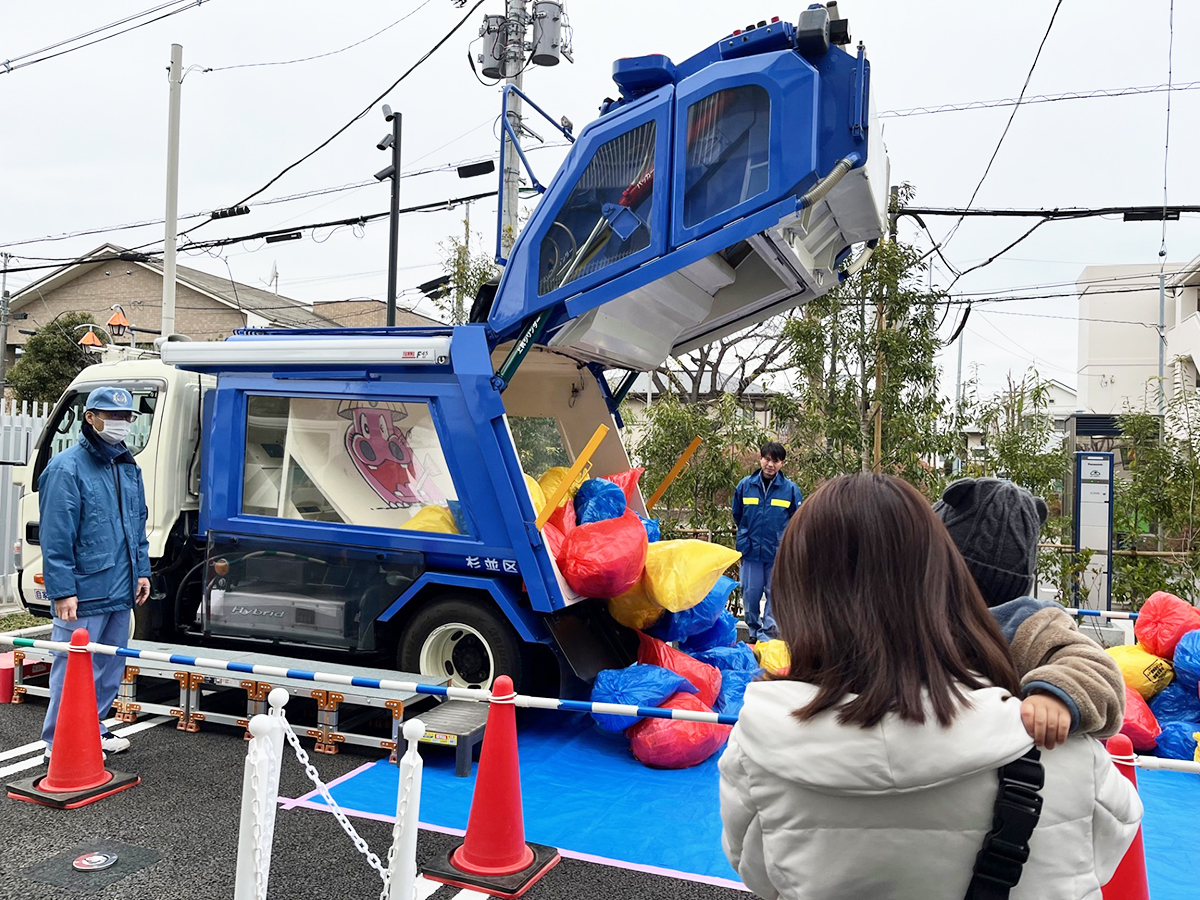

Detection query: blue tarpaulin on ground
xmin=313 ymin=710 xmax=1199 ymax=896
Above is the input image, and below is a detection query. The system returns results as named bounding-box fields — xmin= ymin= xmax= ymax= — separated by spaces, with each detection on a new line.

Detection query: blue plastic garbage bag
xmin=638 ymin=515 xmax=661 ymax=543
xmin=692 ymin=643 xmax=760 ymax=672
xmin=1172 ymin=630 xmax=1200 ymax=693
xmin=1150 ymin=680 xmax=1200 ymax=724
xmin=713 ymin=667 xmax=762 ymax=718
xmin=681 ymin=610 xmax=739 ymax=653
xmin=1154 ymin=720 xmax=1200 ymax=760
xmin=575 ymin=478 xmax=627 ymax=524
xmin=647 ymin=575 xmax=737 ymax=643
xmin=590 ymin=664 xmax=697 ymax=733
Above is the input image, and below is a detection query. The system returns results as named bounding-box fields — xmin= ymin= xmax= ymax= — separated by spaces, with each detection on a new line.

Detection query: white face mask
xmin=96 ymin=418 xmax=132 ymax=445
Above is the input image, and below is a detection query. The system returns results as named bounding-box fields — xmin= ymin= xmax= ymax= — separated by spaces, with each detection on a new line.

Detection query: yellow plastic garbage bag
xmin=399 ymin=505 xmax=459 ymax=535
xmin=754 ymin=639 xmax=791 ymax=675
xmin=608 ymin=578 xmax=664 ymax=630
xmin=524 ymin=474 xmax=546 ymax=516
xmin=642 ymin=540 xmax=741 ymax=613
xmin=538 ymin=466 xmax=583 ymax=508
xmin=1107 ymin=643 xmax=1174 ymax=700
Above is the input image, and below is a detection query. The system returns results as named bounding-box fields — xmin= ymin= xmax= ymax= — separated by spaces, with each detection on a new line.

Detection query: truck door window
xmin=683 ymin=85 xmax=771 ymax=228
xmin=538 ymin=120 xmax=657 ymax=295
xmin=242 ymin=395 xmax=465 ymax=534
xmin=33 ymin=387 xmax=159 ymax=486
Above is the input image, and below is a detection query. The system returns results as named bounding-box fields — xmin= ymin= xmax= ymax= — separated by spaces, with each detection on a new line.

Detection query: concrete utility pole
xmin=1158 ymin=272 xmax=1167 ymax=417
xmin=953 ymin=328 xmax=965 ymax=474
xmin=161 ymin=43 xmax=183 ymax=337
xmin=0 ymin=252 xmax=10 ymax=391
xmin=500 ymin=0 xmax=528 ymax=256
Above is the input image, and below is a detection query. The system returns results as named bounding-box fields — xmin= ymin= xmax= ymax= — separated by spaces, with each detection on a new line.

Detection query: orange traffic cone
xmin=423 ymin=675 xmax=559 ymax=898
xmin=7 ymin=628 xmax=139 ymax=809
xmin=1101 ymin=734 xmax=1150 ymax=900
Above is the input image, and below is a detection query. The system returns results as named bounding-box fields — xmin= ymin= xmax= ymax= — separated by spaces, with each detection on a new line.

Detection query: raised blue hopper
xmin=487 ymin=9 xmax=889 ymax=372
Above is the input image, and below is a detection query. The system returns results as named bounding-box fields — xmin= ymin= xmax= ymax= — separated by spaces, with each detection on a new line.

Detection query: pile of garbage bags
xmin=529 ymin=466 xmax=760 ymax=768
xmin=1110 ymin=591 xmax=1200 ymax=761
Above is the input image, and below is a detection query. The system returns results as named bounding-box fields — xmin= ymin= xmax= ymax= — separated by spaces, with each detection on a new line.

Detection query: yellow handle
xmin=535 ymin=424 xmax=610 ymax=530
xmin=646 ymin=436 xmax=703 ymax=512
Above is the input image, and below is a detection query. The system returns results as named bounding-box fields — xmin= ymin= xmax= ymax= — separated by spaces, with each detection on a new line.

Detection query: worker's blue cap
xmin=85 ymin=386 xmax=138 ymax=415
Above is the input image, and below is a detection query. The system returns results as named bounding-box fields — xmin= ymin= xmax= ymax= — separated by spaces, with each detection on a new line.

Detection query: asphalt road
xmin=0 ymin=698 xmax=749 ymax=900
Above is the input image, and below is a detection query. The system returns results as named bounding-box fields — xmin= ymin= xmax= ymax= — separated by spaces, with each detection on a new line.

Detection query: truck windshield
xmin=36 ymin=386 xmax=158 ymax=471
xmin=242 ymin=395 xmax=466 ymax=534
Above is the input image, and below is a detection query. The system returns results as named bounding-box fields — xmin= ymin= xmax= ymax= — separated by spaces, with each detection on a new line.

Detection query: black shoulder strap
xmin=964 ymin=747 xmax=1045 ymax=900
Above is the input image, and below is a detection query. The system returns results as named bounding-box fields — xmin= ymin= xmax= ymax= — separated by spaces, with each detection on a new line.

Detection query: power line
xmin=942 ymin=0 xmax=1064 ymax=248
xmin=879 ymin=80 xmax=1200 ymax=118
xmin=1 ymin=0 xmax=213 ymax=75
xmin=210 ymin=0 xmax=486 ymax=219
xmin=903 ymin=204 xmax=1200 ymax=219
xmin=203 ymin=0 xmax=433 ymax=72
xmin=1160 ymin=0 xmax=1176 ymax=262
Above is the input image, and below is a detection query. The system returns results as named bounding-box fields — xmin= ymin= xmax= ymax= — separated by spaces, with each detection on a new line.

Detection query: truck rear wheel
xmin=397 ymin=597 xmax=526 ymax=692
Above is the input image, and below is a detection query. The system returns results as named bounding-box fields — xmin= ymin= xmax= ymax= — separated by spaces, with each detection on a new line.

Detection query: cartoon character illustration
xmin=339 ymin=400 xmax=445 ymax=508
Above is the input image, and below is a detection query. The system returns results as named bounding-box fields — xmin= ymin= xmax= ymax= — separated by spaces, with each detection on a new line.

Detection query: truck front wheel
xmin=397 ymin=597 xmax=526 ymax=692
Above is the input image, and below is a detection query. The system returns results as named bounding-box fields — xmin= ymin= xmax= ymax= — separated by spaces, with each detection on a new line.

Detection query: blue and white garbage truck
xmin=13 ymin=6 xmax=887 ymax=693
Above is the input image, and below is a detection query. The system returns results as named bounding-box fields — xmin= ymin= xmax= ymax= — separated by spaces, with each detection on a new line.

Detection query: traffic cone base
xmin=424 ymin=842 xmax=560 ymax=899
xmin=7 ymin=771 xmax=139 ymax=809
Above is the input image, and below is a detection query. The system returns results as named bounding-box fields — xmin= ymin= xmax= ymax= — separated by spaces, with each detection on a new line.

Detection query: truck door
xmin=17 ymin=383 xmax=161 ymax=614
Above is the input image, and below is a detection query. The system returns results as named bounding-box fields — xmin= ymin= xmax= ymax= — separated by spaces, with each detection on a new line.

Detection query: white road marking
xmin=0 ymin=716 xmax=119 ymax=762
xmin=414 ymin=876 xmax=442 ymax=899
xmin=0 ymin=716 xmax=169 ymax=777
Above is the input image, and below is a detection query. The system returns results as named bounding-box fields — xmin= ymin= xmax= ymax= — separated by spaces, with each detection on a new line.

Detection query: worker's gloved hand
xmin=135 ymin=577 xmax=151 ymax=606
xmin=54 ymin=596 xmax=79 ymax=622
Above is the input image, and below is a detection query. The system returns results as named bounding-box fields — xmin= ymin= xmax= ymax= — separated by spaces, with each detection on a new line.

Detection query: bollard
xmin=386 ymin=718 xmax=426 ymax=900
xmin=233 ymin=690 xmax=288 ymax=900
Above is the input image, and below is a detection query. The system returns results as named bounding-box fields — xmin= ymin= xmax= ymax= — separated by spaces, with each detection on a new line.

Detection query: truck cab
xmin=15 ymin=7 xmax=887 ymax=694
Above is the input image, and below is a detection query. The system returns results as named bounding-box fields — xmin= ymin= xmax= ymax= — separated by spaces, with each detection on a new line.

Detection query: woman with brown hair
xmin=719 ymin=474 xmax=1141 ymax=900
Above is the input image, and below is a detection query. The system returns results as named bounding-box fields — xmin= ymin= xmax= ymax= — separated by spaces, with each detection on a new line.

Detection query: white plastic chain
xmin=248 ymin=735 xmax=269 ymax=900
xmin=280 ymin=716 xmax=389 ymax=883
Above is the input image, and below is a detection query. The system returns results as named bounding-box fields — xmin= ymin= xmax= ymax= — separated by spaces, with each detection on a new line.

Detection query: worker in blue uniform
xmin=39 ymin=386 xmax=151 ymax=761
xmin=731 ymin=443 xmax=802 ymax=642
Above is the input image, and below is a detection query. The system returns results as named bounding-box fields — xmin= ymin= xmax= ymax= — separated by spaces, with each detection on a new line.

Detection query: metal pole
xmin=953 ymin=328 xmax=964 ymax=474
xmin=1158 ymin=272 xmax=1166 ymax=417
xmin=161 ymin=44 xmax=183 ymax=337
xmin=501 ymin=0 xmax=527 ymax=255
xmin=386 ymin=112 xmax=403 ymax=328
xmin=0 ymin=253 xmax=10 ymax=390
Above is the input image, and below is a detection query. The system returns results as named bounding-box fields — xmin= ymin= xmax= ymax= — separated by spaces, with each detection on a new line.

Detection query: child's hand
xmin=1021 ymin=693 xmax=1072 ymax=750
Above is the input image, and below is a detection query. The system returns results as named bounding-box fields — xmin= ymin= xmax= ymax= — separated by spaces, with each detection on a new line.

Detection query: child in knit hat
xmin=935 ymin=477 xmax=1125 ymax=748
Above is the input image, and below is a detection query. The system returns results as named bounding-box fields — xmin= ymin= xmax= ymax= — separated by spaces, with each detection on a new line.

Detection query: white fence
xmin=0 ymin=400 xmax=52 ymax=607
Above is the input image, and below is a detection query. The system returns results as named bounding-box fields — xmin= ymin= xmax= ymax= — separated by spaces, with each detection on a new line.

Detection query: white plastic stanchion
xmin=385 ymin=718 xmax=426 ymax=900
xmin=233 ymin=690 xmax=288 ymax=900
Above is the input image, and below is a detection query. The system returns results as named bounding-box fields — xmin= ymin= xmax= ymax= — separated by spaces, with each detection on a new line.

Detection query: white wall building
xmin=1076 ymin=262 xmax=1191 ymax=414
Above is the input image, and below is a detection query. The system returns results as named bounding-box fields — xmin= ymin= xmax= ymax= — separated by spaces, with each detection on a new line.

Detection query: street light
xmin=107 ymin=305 xmax=134 ymax=346
xmin=376 ymin=104 xmax=402 ymax=327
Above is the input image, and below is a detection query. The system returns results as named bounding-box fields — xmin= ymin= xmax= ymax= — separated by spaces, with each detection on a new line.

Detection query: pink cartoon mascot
xmin=339 ymin=401 xmax=445 ymax=508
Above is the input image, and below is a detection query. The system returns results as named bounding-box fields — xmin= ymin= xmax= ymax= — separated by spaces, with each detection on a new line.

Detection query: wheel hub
xmin=420 ymin=622 xmax=496 ymax=690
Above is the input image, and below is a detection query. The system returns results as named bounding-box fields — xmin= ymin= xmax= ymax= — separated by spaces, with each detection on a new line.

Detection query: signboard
xmin=1073 ymin=451 xmax=1114 ymax=610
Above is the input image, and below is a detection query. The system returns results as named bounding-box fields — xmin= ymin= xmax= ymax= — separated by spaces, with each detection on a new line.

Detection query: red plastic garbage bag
xmin=559 ymin=510 xmax=648 ymax=599
xmin=1135 ymin=591 xmax=1200 ymax=659
xmin=627 ymin=692 xmax=731 ymax=769
xmin=603 ymin=467 xmax=645 ymax=505
xmin=1120 ymin=685 xmax=1162 ymax=752
xmin=636 ymin=632 xmax=721 ymax=707
xmin=543 ymin=521 xmax=566 ymax=562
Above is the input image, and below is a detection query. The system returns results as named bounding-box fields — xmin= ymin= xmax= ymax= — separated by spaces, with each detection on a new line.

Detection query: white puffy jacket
xmin=719 ymin=680 xmax=1142 ymax=900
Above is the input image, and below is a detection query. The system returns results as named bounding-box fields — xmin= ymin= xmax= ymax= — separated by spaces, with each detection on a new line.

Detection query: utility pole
xmin=161 ymin=43 xmax=183 ymax=337
xmin=500 ymin=0 xmax=528 ymax=256
xmin=383 ymin=108 xmax=402 ymax=327
xmin=873 ymin=187 xmax=901 ymax=473
xmin=456 ymin=201 xmax=472 ymax=324
xmin=0 ymin=252 xmax=10 ymax=392
xmin=1158 ymin=272 xmax=1167 ymax=417
xmin=953 ymin=328 xmax=965 ymax=474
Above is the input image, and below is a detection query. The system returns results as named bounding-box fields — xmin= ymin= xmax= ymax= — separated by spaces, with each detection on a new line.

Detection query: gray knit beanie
xmin=933 ymin=477 xmax=1049 ymax=608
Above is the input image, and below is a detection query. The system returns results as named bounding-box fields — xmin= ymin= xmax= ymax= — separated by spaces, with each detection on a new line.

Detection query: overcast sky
xmin=3 ymin=0 xmax=1197 ymax=402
